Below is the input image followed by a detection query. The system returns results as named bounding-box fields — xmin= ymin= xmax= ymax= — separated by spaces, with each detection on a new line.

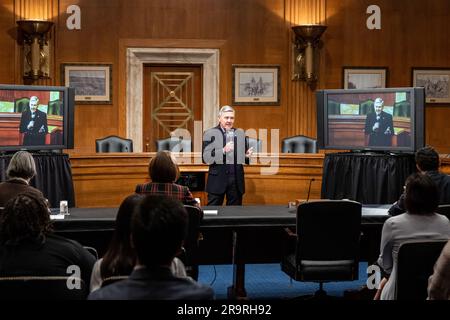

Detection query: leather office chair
xmin=47 ymin=100 xmax=63 ymax=115
xmin=393 ymin=101 xmax=411 ymax=117
xmin=14 ymin=97 xmax=29 ymax=113
xmin=0 ymin=276 xmax=88 ymax=300
xmin=328 ymin=100 xmax=341 ymax=115
xmin=245 ymin=136 xmax=262 ymax=153
xmin=281 ymin=200 xmax=362 ymax=298
xmin=177 ymin=205 xmax=204 ymax=280
xmin=96 ymin=135 xmax=133 ymax=153
xmin=396 ymin=240 xmax=447 ymax=300
xmin=155 ymin=137 xmax=191 ymax=152
xmin=359 ymin=99 xmax=374 ymax=115
xmin=281 ymin=135 xmax=317 ymax=153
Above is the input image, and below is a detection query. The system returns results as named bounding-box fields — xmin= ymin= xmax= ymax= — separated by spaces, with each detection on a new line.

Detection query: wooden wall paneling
xmin=2 ymin=0 xmax=450 ymax=152
xmin=0 ymin=1 xmax=16 ymax=84
xmin=323 ymin=0 xmax=450 ymax=153
xmin=72 ymin=0 xmax=290 ymax=153
xmin=286 ymin=0 xmax=326 ymax=140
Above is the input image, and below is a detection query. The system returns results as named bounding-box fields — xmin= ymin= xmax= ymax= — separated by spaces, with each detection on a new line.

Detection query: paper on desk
xmin=203 ymin=210 xmax=218 ymax=215
xmin=363 ymin=207 xmax=389 ymax=216
xmin=50 ymin=214 xmax=65 ymax=220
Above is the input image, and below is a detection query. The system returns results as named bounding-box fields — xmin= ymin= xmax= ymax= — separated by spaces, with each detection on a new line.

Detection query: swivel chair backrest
xmin=245 ymin=137 xmax=262 ymax=153
xmin=155 ymin=137 xmax=191 ymax=152
xmin=96 ymin=135 xmax=133 ymax=153
xmin=281 ymin=135 xmax=317 ymax=153
xmin=396 ymin=240 xmax=447 ymax=300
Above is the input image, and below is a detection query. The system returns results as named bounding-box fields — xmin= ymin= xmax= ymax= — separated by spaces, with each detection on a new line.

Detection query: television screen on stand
xmin=316 ymin=87 xmax=425 ymax=153
xmin=0 ymin=84 xmax=74 ymax=152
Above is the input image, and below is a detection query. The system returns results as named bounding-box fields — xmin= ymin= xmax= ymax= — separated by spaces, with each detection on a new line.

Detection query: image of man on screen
xmin=19 ymin=96 xmax=48 ymax=146
xmin=364 ymin=97 xmax=394 ymax=147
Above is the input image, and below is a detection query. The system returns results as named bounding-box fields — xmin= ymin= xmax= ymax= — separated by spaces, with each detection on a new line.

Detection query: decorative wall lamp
xmin=292 ymin=24 xmax=327 ymax=86
xmin=17 ymin=19 xmax=54 ymax=80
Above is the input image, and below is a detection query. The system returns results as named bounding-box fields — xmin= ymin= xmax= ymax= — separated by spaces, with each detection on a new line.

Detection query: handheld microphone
xmin=306 ymin=178 xmax=315 ymax=202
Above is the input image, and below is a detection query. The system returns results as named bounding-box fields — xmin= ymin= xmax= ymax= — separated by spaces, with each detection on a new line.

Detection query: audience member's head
xmin=149 ymin=150 xmax=180 ymax=183
xmin=6 ymin=151 xmax=36 ymax=181
xmin=0 ymin=192 xmax=52 ymax=245
xmin=415 ymin=146 xmax=440 ymax=172
xmin=404 ymin=172 xmax=439 ymax=215
xmin=131 ymin=196 xmax=187 ymax=267
xmin=101 ymin=193 xmax=145 ymax=279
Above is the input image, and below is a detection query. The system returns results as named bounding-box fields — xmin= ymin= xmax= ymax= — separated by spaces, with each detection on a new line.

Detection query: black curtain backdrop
xmin=0 ymin=153 xmax=75 ymax=208
xmin=321 ymin=152 xmax=416 ymax=205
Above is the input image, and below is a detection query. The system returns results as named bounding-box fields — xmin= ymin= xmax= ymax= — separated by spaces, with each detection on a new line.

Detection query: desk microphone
xmin=306 ymin=178 xmax=315 ymax=202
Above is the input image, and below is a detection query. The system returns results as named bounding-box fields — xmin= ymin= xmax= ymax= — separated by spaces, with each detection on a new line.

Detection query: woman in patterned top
xmin=135 ymin=150 xmax=199 ymax=207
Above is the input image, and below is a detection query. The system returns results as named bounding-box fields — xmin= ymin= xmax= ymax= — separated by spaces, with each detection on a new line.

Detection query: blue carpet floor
xmin=198 ymin=262 xmax=368 ymax=299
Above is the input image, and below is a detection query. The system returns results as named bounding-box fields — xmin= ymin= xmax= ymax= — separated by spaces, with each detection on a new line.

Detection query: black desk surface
xmin=53 ymin=205 xmax=390 ymax=231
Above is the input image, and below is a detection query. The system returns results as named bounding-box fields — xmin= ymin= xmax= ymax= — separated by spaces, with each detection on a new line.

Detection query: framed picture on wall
xmin=61 ymin=63 xmax=112 ymax=104
xmin=232 ymin=65 xmax=280 ymax=105
xmin=342 ymin=67 xmax=388 ymax=89
xmin=412 ymin=68 xmax=450 ymax=103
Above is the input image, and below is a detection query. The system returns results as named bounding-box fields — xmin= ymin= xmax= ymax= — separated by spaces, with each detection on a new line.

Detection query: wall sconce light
xmin=292 ymin=24 xmax=327 ymax=86
xmin=17 ymin=19 xmax=54 ymax=80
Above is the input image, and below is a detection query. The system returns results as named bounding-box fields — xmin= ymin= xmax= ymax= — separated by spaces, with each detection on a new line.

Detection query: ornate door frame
xmin=126 ymin=48 xmax=219 ymax=152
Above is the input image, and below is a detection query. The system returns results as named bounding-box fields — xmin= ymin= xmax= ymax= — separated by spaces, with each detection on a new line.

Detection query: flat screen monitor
xmin=316 ymin=87 xmax=425 ymax=153
xmin=0 ymin=84 xmax=74 ymax=151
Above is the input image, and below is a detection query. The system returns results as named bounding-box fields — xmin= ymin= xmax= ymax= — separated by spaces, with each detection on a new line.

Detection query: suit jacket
xmin=135 ymin=182 xmax=198 ymax=206
xmin=19 ymin=109 xmax=48 ymax=146
xmin=0 ymin=179 xmax=43 ymax=207
xmin=202 ymin=125 xmax=248 ymax=195
xmin=364 ymin=111 xmax=394 ymax=147
xmin=389 ymin=171 xmax=450 ymax=216
xmin=88 ymin=266 xmax=214 ymax=300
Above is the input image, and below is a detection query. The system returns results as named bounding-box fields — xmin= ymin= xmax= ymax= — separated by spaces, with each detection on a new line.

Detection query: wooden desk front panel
xmin=70 ymin=153 xmax=325 ymax=207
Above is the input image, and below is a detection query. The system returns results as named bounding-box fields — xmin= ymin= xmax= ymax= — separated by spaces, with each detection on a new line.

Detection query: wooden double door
xmin=143 ymin=64 xmax=203 ymax=152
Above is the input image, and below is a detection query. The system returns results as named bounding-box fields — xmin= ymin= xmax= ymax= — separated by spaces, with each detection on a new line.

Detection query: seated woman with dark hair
xmin=0 ymin=151 xmax=43 ymax=207
xmin=0 ymin=192 xmax=96 ymax=287
xmin=89 ymin=194 xmax=188 ymax=292
xmin=135 ymin=151 xmax=199 ymax=207
xmin=376 ymin=173 xmax=450 ymax=300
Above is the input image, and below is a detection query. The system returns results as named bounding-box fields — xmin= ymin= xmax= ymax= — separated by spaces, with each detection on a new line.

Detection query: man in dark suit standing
xmin=364 ymin=97 xmax=394 ymax=147
xmin=203 ymin=105 xmax=253 ymax=205
xmin=19 ymin=96 xmax=48 ymax=146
